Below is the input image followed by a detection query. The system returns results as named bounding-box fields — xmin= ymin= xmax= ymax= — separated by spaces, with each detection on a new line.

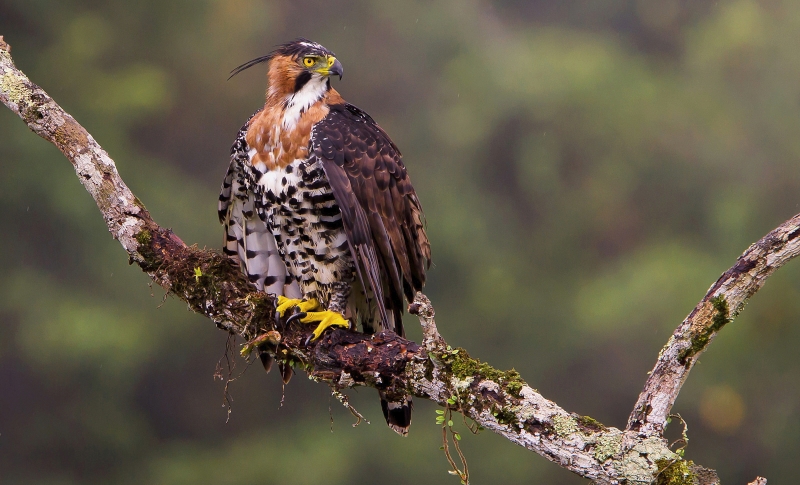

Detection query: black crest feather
xmin=228 ymin=55 xmax=272 ymax=79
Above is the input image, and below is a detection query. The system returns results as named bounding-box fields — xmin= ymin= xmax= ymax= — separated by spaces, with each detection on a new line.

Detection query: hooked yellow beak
xmin=317 ymin=56 xmax=343 ymax=80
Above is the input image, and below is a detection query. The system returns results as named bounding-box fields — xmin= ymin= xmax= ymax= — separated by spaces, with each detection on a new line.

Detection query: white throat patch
xmin=283 ymin=74 xmax=328 ymax=129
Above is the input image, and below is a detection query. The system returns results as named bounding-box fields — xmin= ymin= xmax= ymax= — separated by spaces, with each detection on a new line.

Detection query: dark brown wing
xmin=310 ymin=103 xmax=431 ymax=332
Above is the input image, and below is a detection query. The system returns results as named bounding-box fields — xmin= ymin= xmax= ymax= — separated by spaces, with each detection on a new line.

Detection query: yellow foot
xmin=276 ymin=296 xmax=320 ymax=317
xmin=301 ymin=311 xmax=350 ymax=342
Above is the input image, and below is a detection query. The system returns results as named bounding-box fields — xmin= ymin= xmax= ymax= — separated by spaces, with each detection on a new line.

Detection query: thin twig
xmin=330 ymin=388 xmax=369 ymax=427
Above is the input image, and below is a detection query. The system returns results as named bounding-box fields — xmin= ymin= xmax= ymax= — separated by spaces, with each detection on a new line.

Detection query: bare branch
xmin=627 ymin=214 xmax=800 ymax=436
xmin=7 ymin=35 xmax=796 ymax=484
xmin=0 ymin=35 xmax=151 ymax=263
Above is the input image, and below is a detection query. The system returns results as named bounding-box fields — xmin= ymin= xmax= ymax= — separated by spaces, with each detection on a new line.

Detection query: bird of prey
xmin=218 ymin=39 xmax=431 ymax=435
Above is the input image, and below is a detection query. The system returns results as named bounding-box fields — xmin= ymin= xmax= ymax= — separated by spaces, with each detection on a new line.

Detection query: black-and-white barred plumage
xmin=218 ymin=117 xmax=302 ymax=299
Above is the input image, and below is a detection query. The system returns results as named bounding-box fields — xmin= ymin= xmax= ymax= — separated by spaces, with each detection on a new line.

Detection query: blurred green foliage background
xmin=2 ymin=0 xmax=800 ymax=483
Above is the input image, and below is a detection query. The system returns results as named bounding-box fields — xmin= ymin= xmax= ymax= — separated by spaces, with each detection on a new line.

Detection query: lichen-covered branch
xmin=0 ymin=36 xmax=151 ymax=263
xmin=3 ymin=35 xmax=787 ymax=484
xmin=627 ymin=214 xmax=800 ymax=437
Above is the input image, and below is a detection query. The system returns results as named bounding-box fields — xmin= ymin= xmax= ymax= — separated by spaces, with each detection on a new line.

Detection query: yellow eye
xmin=303 ymin=57 xmax=315 ymax=67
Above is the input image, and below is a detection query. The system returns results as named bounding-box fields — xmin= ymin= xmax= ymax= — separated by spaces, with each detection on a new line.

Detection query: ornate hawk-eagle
xmin=218 ymin=39 xmax=431 ymax=435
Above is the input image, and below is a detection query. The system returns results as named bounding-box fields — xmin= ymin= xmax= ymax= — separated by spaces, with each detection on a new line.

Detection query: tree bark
xmin=627 ymin=216 xmax=800 ymax=436
xmin=2 ymin=35 xmax=788 ymax=485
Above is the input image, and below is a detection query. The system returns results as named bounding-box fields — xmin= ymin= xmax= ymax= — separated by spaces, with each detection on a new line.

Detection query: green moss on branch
xmin=443 ymin=347 xmax=526 ymax=398
xmin=679 ymin=295 xmax=733 ymax=364
xmin=655 ymin=459 xmax=695 ymax=485
xmin=132 ymin=225 xmax=273 ymax=338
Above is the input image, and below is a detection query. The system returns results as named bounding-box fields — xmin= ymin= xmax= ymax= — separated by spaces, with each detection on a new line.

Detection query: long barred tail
xmin=379 ymin=391 xmax=412 ymax=436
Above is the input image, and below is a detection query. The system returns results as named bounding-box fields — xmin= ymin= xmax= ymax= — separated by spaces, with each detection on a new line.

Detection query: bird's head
xmin=229 ymin=39 xmax=343 ymax=100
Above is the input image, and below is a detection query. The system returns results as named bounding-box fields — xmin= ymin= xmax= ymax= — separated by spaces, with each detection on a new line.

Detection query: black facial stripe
xmin=294 ymin=71 xmax=312 ymax=92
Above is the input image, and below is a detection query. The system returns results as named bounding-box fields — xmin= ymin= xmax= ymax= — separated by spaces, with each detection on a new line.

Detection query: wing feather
xmin=311 ymin=103 xmax=431 ymax=331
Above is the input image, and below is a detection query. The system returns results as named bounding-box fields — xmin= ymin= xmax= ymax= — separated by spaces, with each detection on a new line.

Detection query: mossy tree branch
xmin=1 ymin=35 xmax=787 ymax=485
xmin=627 ymin=215 xmax=800 ymax=437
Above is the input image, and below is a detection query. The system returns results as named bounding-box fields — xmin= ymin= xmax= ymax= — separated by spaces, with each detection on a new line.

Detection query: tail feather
xmin=380 ymin=391 xmax=412 ymax=436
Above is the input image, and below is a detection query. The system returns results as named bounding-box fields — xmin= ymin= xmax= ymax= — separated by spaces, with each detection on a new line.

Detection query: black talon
xmin=304 ymin=333 xmax=315 ymax=347
xmin=286 ymin=311 xmax=307 ymax=325
xmin=279 ymin=362 xmax=293 ymax=384
xmin=258 ymin=349 xmax=274 ymax=373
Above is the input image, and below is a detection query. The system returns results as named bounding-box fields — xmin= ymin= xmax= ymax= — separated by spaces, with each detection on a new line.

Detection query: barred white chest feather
xmin=218 ymin=120 xmax=302 ymax=299
xmin=250 ymin=155 xmax=353 ymax=305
